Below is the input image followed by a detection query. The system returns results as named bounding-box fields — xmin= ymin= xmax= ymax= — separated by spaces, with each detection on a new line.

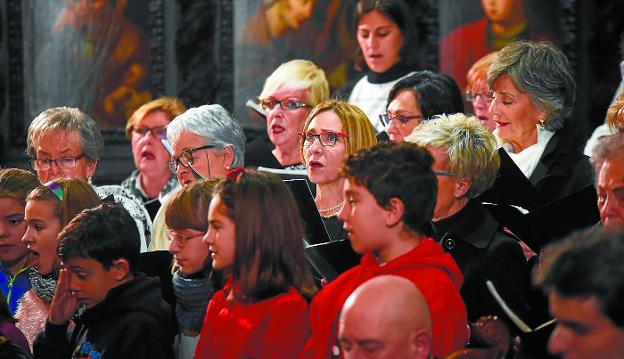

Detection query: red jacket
xmin=194 ymin=278 xmax=310 ymax=359
xmin=300 ymin=238 xmax=469 ymax=358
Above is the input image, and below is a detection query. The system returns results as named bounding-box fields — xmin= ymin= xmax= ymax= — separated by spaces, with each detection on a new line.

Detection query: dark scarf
xmin=28 ymin=268 xmax=58 ymax=304
xmin=172 ymin=270 xmax=213 ymax=333
xmin=367 ymin=60 xmax=413 ymax=84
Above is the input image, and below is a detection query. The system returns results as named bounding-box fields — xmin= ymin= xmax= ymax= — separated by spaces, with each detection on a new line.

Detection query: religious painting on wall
xmin=233 ymin=0 xmax=357 ymax=126
xmin=438 ymin=0 xmax=561 ymax=92
xmin=21 ymin=0 xmax=161 ymax=130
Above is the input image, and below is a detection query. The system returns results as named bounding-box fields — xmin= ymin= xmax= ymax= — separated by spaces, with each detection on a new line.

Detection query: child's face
xmin=337 ymin=177 xmax=391 ymax=255
xmin=203 ymin=194 xmax=236 ymax=271
xmin=64 ymin=257 xmax=121 ymax=309
xmin=0 ymin=197 xmax=29 ymax=267
xmin=167 ymin=228 xmax=210 ymax=275
xmin=23 ymin=199 xmax=63 ymax=275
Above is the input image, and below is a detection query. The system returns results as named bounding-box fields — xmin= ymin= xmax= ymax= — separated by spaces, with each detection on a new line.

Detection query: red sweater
xmin=194 ymin=279 xmax=310 ymax=359
xmin=300 ymin=238 xmax=469 ymax=358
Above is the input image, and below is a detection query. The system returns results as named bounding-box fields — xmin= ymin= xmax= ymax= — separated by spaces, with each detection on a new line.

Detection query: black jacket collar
xmin=430 ymin=200 xmax=499 ymax=250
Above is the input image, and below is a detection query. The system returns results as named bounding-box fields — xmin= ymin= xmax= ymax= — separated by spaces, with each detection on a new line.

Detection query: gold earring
xmin=539 ymin=118 xmax=545 ymax=129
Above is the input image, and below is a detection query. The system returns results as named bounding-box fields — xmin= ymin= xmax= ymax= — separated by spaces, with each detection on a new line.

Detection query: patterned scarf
xmin=172 ymin=270 xmax=213 ymax=333
xmin=28 ymin=269 xmax=58 ymax=304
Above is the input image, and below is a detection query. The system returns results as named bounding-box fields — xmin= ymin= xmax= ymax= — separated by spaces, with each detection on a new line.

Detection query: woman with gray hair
xmin=488 ymin=40 xmax=592 ymax=204
xmin=406 ymin=113 xmax=530 ymax=335
xmin=149 ymin=104 xmax=245 ymax=251
xmin=26 ymin=107 xmax=152 ymax=252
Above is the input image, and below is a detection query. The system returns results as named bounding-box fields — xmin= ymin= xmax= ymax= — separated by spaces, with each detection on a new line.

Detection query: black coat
xmin=33 ymin=275 xmax=174 ymax=359
xmin=429 ymin=201 xmax=531 ymax=330
xmin=529 ymin=128 xmax=594 ymax=206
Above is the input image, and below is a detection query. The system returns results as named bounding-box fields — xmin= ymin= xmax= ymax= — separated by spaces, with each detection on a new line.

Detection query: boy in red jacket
xmin=301 ymin=142 xmax=469 ymax=358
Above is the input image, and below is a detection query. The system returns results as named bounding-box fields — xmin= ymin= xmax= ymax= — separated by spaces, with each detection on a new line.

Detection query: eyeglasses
xmin=259 ymin=98 xmax=312 ymax=111
xmin=379 ymin=113 xmax=423 ymax=127
xmin=299 ymin=131 xmax=348 ymax=147
xmin=31 ymin=154 xmax=86 ymax=171
xmin=133 ymin=125 xmax=167 ymax=139
xmin=465 ymin=92 xmax=494 ymax=103
xmin=166 ymin=229 xmax=203 ymax=248
xmin=433 ymin=171 xmax=453 ymax=177
xmin=168 ymin=145 xmax=215 ymax=174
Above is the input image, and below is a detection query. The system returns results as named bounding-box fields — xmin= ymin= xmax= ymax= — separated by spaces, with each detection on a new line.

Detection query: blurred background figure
xmin=338 ymin=275 xmax=432 ymax=359
xmin=248 ymin=59 xmax=329 ymax=168
xmin=165 ymin=179 xmax=219 ymax=359
xmin=465 ymin=52 xmax=498 ymax=132
xmin=591 ymin=132 xmax=624 ymax=230
xmin=300 ymin=99 xmax=377 ymax=240
xmin=123 ymin=97 xmax=187 ymax=219
xmin=335 ymin=0 xmax=419 ymax=132
xmin=26 ymin=107 xmax=152 ymax=251
xmin=0 ymin=169 xmax=40 ymax=317
xmin=383 ymin=70 xmax=463 ymax=142
xmin=487 ymin=40 xmax=592 ymax=205
xmin=536 ymin=228 xmax=624 ymax=359
xmin=440 ymin=0 xmax=557 ymax=91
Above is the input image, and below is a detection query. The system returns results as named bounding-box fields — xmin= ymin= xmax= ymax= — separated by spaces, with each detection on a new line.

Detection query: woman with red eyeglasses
xmin=300 ymin=99 xmax=377 ymax=241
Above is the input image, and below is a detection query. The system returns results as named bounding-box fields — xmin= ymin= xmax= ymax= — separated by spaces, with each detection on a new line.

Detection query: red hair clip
xmin=225 ymin=167 xmax=244 ymax=182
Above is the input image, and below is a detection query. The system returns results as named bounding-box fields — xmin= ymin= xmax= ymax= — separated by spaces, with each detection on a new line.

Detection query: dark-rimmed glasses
xmin=379 ymin=113 xmax=423 ymax=127
xmin=31 ymin=154 xmax=86 ymax=171
xmin=259 ymin=98 xmax=312 ymax=111
xmin=166 ymin=229 xmax=204 ymax=248
xmin=434 ymin=171 xmax=453 ymax=177
xmin=133 ymin=125 xmax=167 ymax=139
xmin=465 ymin=92 xmax=494 ymax=103
xmin=168 ymin=145 xmax=215 ymax=174
xmin=299 ymin=131 xmax=349 ymax=147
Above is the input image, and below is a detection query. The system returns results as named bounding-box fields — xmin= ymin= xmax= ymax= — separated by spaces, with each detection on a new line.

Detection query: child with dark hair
xmin=302 ymin=142 xmax=469 ymax=358
xmin=195 ymin=169 xmax=315 ymax=358
xmin=32 ymin=203 xmax=174 ymax=359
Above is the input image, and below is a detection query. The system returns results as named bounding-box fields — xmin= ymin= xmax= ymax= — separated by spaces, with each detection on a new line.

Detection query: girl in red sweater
xmin=195 ymin=169 xmax=316 ymax=359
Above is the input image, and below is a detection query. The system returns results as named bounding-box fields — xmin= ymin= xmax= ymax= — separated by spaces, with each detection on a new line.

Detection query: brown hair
xmin=0 ymin=168 xmax=40 ymax=204
xmin=125 ymin=97 xmax=187 ymax=137
xmin=300 ymin=99 xmax=377 ymax=162
xmin=27 ymin=179 xmax=101 ymax=227
xmin=165 ymin=178 xmax=220 ymax=232
xmin=213 ymin=170 xmax=316 ymax=302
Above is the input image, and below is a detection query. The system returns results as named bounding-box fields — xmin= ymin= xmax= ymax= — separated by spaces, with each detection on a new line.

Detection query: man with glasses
xmin=407 ymin=113 xmax=531 ymax=337
xmin=246 ymin=59 xmax=329 ymax=168
xmin=149 ymin=104 xmax=246 ymax=251
xmin=382 ymin=71 xmax=464 ymax=143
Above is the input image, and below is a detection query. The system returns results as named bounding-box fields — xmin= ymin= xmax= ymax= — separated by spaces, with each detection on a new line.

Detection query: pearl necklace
xmin=318 ymin=200 xmax=345 ymax=216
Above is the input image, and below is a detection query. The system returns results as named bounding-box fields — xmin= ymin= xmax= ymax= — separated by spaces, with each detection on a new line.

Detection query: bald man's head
xmin=338 ymin=275 xmax=432 ymax=359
